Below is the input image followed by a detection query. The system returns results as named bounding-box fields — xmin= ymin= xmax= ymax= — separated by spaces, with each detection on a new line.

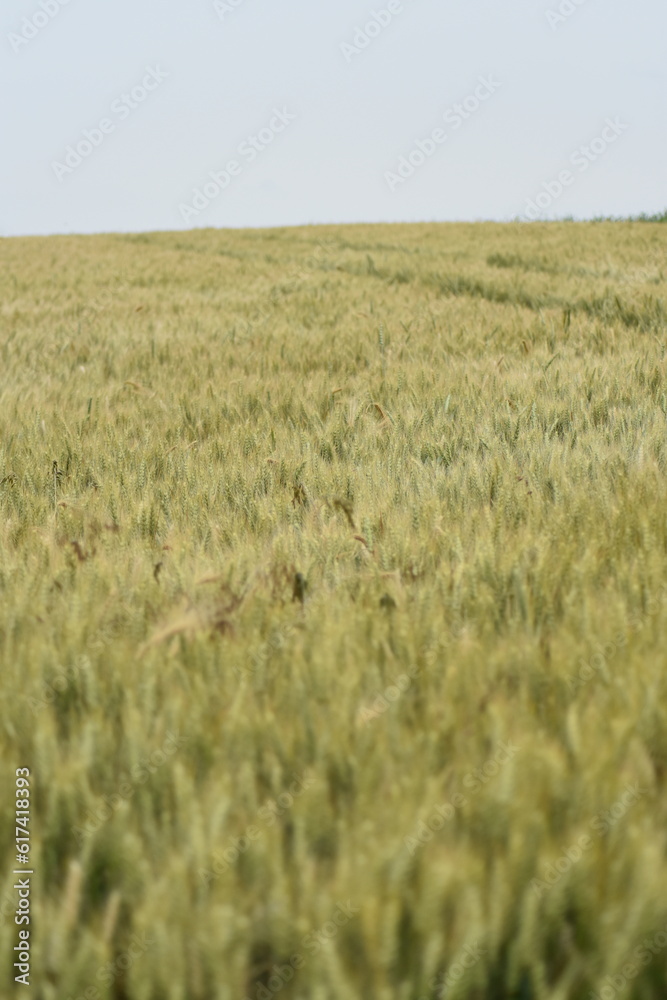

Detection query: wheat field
xmin=1 ymin=221 xmax=667 ymax=1000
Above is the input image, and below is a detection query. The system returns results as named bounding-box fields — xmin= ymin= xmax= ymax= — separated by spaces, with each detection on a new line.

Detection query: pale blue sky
xmin=1 ymin=0 xmax=665 ymax=236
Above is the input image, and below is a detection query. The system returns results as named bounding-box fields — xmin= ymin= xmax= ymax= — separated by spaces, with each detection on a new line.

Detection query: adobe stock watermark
xmin=198 ymin=773 xmax=316 ymax=886
xmin=567 ymin=626 xmax=632 ymax=694
xmin=0 ymin=887 xmax=20 ymax=928
xmin=617 ymin=244 xmax=667 ymax=288
xmin=271 ymin=236 xmax=340 ymax=297
xmin=243 ymin=901 xmax=360 ymax=1000
xmin=417 ymin=942 xmax=487 ymax=1000
xmin=340 ymin=1 xmax=407 ymax=63
xmin=233 ymin=617 xmax=299 ymax=681
xmin=213 ymin=0 xmax=249 ymax=18
xmin=8 ymin=0 xmax=75 ymax=55
xmin=63 ymin=932 xmax=154 ymax=1000
xmin=356 ymin=662 xmax=422 ymax=725
xmin=404 ymin=741 xmax=520 ymax=856
xmin=77 ymin=274 xmax=132 ymax=322
xmin=178 ymin=107 xmax=296 ymax=224
xmin=545 ymin=0 xmax=592 ymax=31
xmin=384 ymin=75 xmax=502 ymax=192
xmin=520 ymin=117 xmax=628 ymax=221
xmin=72 ymin=731 xmax=188 ymax=843
xmin=27 ymin=630 xmax=114 ymax=715
xmin=531 ymin=782 xmax=648 ymax=897
xmin=589 ymin=921 xmax=667 ymax=1000
xmin=238 ymin=236 xmax=341 ymax=333
xmin=27 ymin=654 xmax=91 ymax=715
xmin=51 ymin=66 xmax=169 ymax=182
xmin=567 ymin=584 xmax=667 ymax=694
xmin=355 ymin=640 xmax=453 ymax=727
